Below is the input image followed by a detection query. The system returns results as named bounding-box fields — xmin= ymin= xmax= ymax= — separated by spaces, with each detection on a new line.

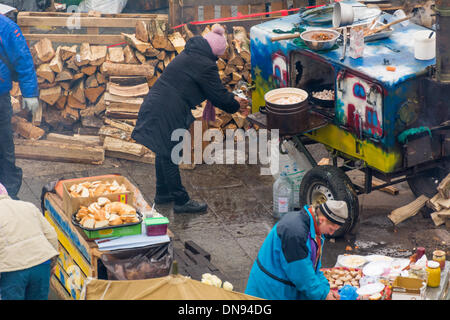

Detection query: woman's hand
xmin=234 ymin=96 xmax=249 ymax=114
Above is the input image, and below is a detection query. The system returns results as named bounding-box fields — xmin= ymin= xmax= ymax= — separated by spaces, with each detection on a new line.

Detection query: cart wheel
xmin=407 ymin=166 xmax=448 ymax=199
xmin=299 ymin=165 xmax=359 ymax=238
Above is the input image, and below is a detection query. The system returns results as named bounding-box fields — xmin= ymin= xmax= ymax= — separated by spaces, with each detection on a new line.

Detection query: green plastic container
xmin=72 ymin=213 xmax=143 ymax=240
xmin=145 ymin=217 xmax=169 ymax=236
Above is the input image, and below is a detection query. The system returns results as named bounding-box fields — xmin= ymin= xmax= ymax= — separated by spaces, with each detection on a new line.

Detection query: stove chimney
xmin=435 ymin=0 xmax=450 ymax=83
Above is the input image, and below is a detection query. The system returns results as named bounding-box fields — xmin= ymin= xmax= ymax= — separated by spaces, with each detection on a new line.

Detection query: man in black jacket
xmin=132 ymin=25 xmax=248 ymax=214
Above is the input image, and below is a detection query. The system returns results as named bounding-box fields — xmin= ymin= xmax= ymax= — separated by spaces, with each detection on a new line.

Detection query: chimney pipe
xmin=435 ymin=0 xmax=450 ymax=83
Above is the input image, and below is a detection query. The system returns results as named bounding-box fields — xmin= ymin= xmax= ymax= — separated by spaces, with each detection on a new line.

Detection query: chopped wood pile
xmin=388 ymin=173 xmax=450 ymax=229
xmin=11 ymin=21 xmax=254 ymax=166
xmin=428 ymin=174 xmax=450 ymax=228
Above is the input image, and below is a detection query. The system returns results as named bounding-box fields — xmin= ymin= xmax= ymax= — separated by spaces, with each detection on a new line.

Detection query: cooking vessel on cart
xmin=306 ymin=83 xmax=335 ymax=108
xmin=261 ymin=87 xmax=312 ymax=136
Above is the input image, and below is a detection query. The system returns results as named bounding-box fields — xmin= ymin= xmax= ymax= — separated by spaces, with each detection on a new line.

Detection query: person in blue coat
xmin=0 ymin=14 xmax=39 ymax=199
xmin=245 ymin=200 xmax=349 ymax=300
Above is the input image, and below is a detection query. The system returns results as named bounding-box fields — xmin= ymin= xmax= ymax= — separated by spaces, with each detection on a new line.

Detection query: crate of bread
xmin=72 ymin=197 xmax=142 ymax=239
xmin=321 ymin=267 xmax=363 ymax=291
xmin=61 ymin=175 xmax=135 ymax=216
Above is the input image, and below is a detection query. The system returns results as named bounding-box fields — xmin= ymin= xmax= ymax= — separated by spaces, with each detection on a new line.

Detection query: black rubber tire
xmin=299 ymin=165 xmax=359 ymax=238
xmin=407 ymin=165 xmax=449 ymax=198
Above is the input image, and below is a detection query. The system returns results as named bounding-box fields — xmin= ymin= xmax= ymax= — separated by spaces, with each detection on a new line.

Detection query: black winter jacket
xmin=131 ymin=36 xmax=240 ymax=157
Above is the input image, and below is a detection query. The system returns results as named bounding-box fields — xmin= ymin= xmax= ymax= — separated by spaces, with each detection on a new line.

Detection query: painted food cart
xmin=249 ymin=3 xmax=450 ymax=237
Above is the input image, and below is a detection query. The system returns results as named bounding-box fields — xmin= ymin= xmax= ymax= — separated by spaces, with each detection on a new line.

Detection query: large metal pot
xmin=262 ymin=87 xmax=311 ymax=135
xmin=264 ymin=88 xmax=309 ymax=112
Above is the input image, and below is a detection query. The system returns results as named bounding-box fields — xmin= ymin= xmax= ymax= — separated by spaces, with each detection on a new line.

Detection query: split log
xmin=34 ymin=38 xmax=55 ymax=63
xmin=104 ymin=118 xmax=135 ymax=134
xmin=135 ymin=20 xmax=149 ymax=43
xmin=39 ymin=85 xmax=61 ymax=105
xmin=11 ymin=116 xmax=45 ymax=140
xmin=100 ymin=62 xmax=154 ymax=77
xmin=98 ymin=125 xmax=132 ymax=142
xmin=232 ymin=26 xmax=251 ymax=64
xmin=65 ymin=56 xmax=79 ymax=72
xmin=67 ymin=94 xmax=86 ymax=110
xmin=103 ymin=136 xmax=145 ymax=157
xmin=148 ymin=20 xmax=169 ymax=50
xmin=232 ymin=112 xmax=247 ymax=128
xmin=77 ymin=43 xmax=92 ymax=66
xmin=59 ymin=45 xmax=77 ymax=61
xmin=36 ymin=64 xmax=55 ymax=83
xmin=55 ymin=69 xmax=73 ymax=82
xmin=437 ymin=197 xmax=450 ymax=209
xmin=85 ymin=74 xmax=98 ymax=88
xmin=387 ymin=195 xmax=429 ymax=225
xmin=107 ymin=46 xmax=125 ymax=64
xmin=14 ymin=139 xmax=104 ymax=164
xmin=107 ymin=82 xmax=149 ymax=97
xmin=122 ymin=33 xmax=160 ymax=57
xmin=90 ymin=46 xmax=107 ymax=66
xmin=109 ymin=76 xmax=147 ymax=86
xmin=85 ymin=85 xmax=106 ymax=104
xmin=46 ymin=133 xmax=102 ymax=147
xmin=168 ymin=31 xmax=186 ymax=54
xmin=63 ymin=105 xmax=81 ymax=120
xmin=49 ymin=47 xmax=63 ymax=73
xmin=134 ymin=50 xmax=146 ymax=64
xmin=431 ymin=211 xmax=445 ymax=227
xmin=96 ymin=72 xmax=107 ymax=85
xmin=123 ymin=45 xmax=138 ymax=64
xmin=81 ymin=65 xmax=97 ymax=76
xmin=55 ymin=93 xmax=67 ymax=110
xmin=71 ymin=80 xmax=85 ymax=104
xmin=437 ymin=174 xmax=450 ymax=199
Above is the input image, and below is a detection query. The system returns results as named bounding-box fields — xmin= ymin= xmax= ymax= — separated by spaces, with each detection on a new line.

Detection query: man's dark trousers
xmin=0 ymin=93 xmax=22 ymax=199
xmin=155 ymin=154 xmax=190 ymax=206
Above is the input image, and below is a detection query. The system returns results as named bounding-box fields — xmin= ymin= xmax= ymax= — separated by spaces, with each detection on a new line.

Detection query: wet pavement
xmin=17 ymin=143 xmax=449 ymax=296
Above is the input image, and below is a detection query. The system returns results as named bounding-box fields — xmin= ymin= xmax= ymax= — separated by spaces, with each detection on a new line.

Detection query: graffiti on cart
xmin=272 ymin=52 xmax=288 ymax=88
xmin=337 ymin=72 xmax=383 ymax=139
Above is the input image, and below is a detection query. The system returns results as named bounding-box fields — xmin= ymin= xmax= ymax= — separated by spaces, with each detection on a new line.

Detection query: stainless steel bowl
xmin=300 ymin=29 xmax=340 ymax=51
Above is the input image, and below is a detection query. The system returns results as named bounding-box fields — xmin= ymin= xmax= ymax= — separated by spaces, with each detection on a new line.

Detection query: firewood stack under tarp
xmin=11 ymin=22 xmax=254 ymax=166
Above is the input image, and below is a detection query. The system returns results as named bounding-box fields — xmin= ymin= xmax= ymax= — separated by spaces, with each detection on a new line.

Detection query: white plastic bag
xmin=78 ymin=0 xmax=128 ymax=14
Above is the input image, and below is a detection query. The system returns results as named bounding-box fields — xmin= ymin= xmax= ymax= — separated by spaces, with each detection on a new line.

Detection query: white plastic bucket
xmin=414 ymin=30 xmax=436 ymax=60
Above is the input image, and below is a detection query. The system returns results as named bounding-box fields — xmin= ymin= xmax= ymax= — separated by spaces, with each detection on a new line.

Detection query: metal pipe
xmin=435 ymin=0 xmax=450 ymax=83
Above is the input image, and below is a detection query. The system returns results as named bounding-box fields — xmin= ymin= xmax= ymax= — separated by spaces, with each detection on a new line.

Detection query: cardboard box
xmin=392 ymin=277 xmax=427 ymax=300
xmin=61 ymin=175 xmax=135 ymax=216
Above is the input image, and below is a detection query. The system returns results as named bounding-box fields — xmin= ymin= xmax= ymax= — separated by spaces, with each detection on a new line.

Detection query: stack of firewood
xmin=11 ymin=21 xmax=254 ymax=166
xmin=428 ymin=174 xmax=450 ymax=228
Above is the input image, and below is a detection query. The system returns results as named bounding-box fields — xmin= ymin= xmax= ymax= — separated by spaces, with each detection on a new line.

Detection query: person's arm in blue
xmin=2 ymin=18 xmax=38 ymax=98
xmin=281 ymin=254 xmax=330 ymax=300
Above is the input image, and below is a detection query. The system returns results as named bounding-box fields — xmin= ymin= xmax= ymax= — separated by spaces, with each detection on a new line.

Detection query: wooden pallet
xmin=169 ymin=0 xmax=288 ymax=27
xmin=18 ymin=11 xmax=168 ymax=45
xmin=174 ymin=240 xmax=229 ymax=283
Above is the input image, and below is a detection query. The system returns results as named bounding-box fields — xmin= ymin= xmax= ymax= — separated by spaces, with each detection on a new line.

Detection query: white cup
xmin=414 ymin=30 xmax=436 ymax=60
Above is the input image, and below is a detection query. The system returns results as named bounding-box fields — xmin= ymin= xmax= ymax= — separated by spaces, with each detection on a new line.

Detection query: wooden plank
xmin=24 ymin=34 xmax=125 ymax=45
xmin=15 ymin=139 xmax=105 ymax=164
xmin=46 ymin=133 xmax=102 ymax=147
xmin=183 ymin=0 xmax=268 ymax=5
xmin=387 ymin=195 xmax=429 ymax=226
xmin=103 ymin=136 xmax=146 ymax=157
xmin=107 ymin=82 xmax=149 ymax=98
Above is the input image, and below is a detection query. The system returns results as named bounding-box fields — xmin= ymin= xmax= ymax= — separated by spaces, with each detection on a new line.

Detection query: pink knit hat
xmin=203 ymin=25 xmax=227 ymax=57
xmin=0 ymin=182 xmax=8 ymax=196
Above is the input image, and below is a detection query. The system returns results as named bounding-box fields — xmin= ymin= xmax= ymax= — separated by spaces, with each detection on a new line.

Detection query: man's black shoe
xmin=154 ymin=194 xmax=174 ymax=205
xmin=174 ymin=199 xmax=208 ymax=214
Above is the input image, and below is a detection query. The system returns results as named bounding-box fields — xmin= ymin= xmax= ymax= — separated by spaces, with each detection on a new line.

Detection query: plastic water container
xmin=273 ymin=168 xmax=294 ymax=219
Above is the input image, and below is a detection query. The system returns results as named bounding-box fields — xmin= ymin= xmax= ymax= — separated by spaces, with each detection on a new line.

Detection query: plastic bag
xmin=78 ymin=0 xmax=128 ymax=14
xmin=100 ymin=242 xmax=173 ymax=281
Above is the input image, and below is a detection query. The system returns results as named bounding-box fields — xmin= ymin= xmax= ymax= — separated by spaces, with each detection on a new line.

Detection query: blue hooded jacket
xmin=0 ymin=14 xmax=38 ymax=98
xmin=245 ymin=207 xmax=330 ymax=300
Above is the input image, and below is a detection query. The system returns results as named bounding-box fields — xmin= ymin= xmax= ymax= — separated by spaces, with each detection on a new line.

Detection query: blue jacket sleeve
xmin=2 ymin=19 xmax=39 ymax=98
xmin=281 ymin=255 xmax=330 ymax=300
